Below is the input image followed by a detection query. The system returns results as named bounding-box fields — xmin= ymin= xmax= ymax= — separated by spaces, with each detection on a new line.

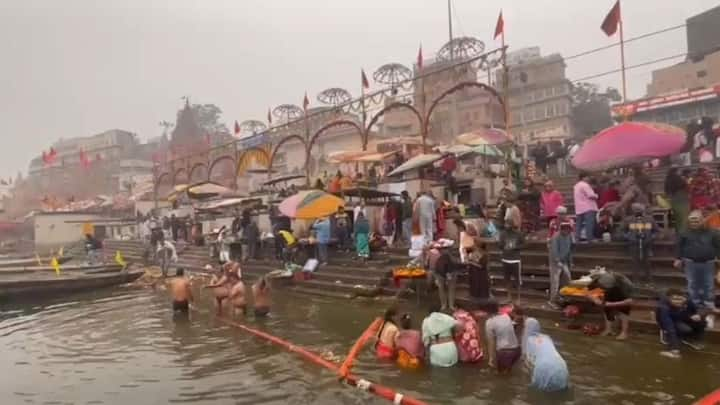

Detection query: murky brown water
xmin=1 ymin=284 xmax=719 ymax=405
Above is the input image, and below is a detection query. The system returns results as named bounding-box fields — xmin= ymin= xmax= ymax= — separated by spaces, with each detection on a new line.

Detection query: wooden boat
xmin=0 ymin=262 xmax=121 ymax=274
xmin=0 ymin=255 xmax=72 ymax=269
xmin=0 ymin=268 xmax=144 ymax=300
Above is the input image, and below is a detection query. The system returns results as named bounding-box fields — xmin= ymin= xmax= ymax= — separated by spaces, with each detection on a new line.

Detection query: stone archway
xmin=208 ymin=155 xmax=237 ymax=189
xmin=189 ymin=163 xmax=208 ymax=183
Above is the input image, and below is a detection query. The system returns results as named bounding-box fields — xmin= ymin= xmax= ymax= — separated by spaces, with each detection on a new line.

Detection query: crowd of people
xmin=372 ymin=303 xmax=568 ymax=392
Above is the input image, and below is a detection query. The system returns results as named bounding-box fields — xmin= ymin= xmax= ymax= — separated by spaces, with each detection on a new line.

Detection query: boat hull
xmin=0 ymin=269 xmax=144 ymax=301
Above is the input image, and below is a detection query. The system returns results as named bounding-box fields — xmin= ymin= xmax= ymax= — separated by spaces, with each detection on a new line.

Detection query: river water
xmin=1 ymin=284 xmax=719 ymax=405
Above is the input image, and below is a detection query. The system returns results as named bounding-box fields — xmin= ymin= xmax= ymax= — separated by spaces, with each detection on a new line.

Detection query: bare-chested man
xmin=252 ymin=276 xmax=271 ymax=317
xmin=168 ymin=268 xmax=193 ymax=317
xmin=205 ymin=261 xmax=241 ymax=316
xmin=229 ymin=277 xmax=247 ymax=317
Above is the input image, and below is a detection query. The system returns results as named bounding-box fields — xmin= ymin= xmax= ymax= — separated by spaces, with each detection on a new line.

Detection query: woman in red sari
xmin=689 ymin=167 xmax=714 ymax=210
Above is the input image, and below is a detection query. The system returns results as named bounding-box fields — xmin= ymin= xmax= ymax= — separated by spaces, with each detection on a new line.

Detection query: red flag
xmin=234 ymin=120 xmax=240 ymax=135
xmin=267 ymin=108 xmax=272 ymax=124
xmin=494 ymin=11 xmax=504 ymax=40
xmin=417 ymin=45 xmax=423 ymax=70
xmin=79 ymin=149 xmax=90 ymax=169
xmin=601 ymin=0 xmax=621 ymax=36
xmin=303 ymin=92 xmax=310 ymax=111
xmin=361 ymin=69 xmax=369 ymax=89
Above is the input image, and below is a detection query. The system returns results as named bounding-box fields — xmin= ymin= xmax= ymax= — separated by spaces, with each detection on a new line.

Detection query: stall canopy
xmin=167 ymin=181 xmax=233 ymax=201
xmin=435 ymin=144 xmax=502 ymax=158
xmin=263 ymin=174 xmax=306 ymax=186
xmin=387 ymin=153 xmax=443 ymax=177
xmin=327 ymin=150 xmax=397 ymax=164
xmin=196 ymin=197 xmax=263 ymax=211
xmin=335 ymin=187 xmax=399 ymax=199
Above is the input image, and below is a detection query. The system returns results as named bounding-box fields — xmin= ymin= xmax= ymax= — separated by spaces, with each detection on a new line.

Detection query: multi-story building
xmin=380 ymin=56 xmax=506 ymax=144
xmin=494 ymin=47 xmax=574 ymax=144
xmin=26 ymin=129 xmax=153 ymax=199
xmin=613 ymin=6 xmax=720 ymax=125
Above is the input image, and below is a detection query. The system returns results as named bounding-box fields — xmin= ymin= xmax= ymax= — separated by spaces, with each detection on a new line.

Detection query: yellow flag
xmin=51 ymin=256 xmax=61 ymax=275
xmin=115 ymin=251 xmax=127 ymax=268
xmin=35 ymin=253 xmax=43 ymax=266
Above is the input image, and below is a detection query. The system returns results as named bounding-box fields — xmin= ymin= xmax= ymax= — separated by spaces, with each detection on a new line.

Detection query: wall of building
xmin=647 ymin=50 xmax=720 ymax=96
xmin=495 ymin=49 xmax=574 ymax=143
xmin=33 ymin=213 xmax=103 ymax=248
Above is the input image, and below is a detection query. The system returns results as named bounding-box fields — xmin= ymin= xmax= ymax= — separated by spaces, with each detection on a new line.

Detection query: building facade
xmin=494 ymin=48 xmax=574 ymax=145
xmin=612 ymin=86 xmax=720 ymax=126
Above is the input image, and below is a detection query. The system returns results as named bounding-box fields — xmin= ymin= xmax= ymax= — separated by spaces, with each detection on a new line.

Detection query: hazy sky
xmin=0 ymin=0 xmax=716 ymax=180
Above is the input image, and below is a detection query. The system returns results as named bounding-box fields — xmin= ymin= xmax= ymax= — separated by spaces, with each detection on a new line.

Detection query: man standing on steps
xmin=573 ymin=172 xmax=598 ymax=242
xmin=674 ymin=211 xmax=720 ymax=327
xmin=548 ymin=221 xmax=573 ymax=309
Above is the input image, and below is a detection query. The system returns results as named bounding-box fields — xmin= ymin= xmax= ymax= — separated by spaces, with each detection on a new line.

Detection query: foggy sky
xmin=0 ymin=0 xmax=716 ymax=180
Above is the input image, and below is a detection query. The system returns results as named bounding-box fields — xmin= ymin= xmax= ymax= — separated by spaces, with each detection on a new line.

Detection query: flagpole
xmin=618 ymin=7 xmax=628 ymax=103
xmin=360 ymin=74 xmax=368 ymax=152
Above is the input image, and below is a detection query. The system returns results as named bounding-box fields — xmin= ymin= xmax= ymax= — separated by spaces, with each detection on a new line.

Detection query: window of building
xmin=546 ymin=104 xmax=555 ymax=117
xmin=697 ymin=70 xmax=707 ymax=78
xmin=544 ymin=88 xmax=552 ymax=98
xmin=535 ymin=107 xmax=545 ymax=120
xmin=535 ymin=90 xmax=543 ymax=100
xmin=558 ymin=102 xmax=568 ymax=115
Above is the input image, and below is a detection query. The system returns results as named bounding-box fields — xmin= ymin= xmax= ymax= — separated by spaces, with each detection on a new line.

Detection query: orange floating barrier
xmin=339 ymin=317 xmax=382 ymax=378
xmin=212 ymin=314 xmax=429 ymax=405
xmin=695 ymin=387 xmax=720 ymax=404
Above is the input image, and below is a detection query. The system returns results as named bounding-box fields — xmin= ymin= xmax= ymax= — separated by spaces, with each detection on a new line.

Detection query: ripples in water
xmin=1 ymin=288 xmax=719 ymax=404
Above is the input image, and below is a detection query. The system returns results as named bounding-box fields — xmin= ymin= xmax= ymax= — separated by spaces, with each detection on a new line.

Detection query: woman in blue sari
xmin=522 ymin=318 xmax=569 ymax=392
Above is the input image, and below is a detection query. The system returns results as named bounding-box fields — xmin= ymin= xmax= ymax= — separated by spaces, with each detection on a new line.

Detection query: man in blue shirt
xmin=312 ymin=217 xmax=331 ymax=266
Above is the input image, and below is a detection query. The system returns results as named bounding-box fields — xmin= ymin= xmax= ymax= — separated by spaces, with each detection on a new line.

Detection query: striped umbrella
xmin=279 ymin=190 xmax=344 ymax=219
xmin=456 ymin=128 xmax=511 ymax=146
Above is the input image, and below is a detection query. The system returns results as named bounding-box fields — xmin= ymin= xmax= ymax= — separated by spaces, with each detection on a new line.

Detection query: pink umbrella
xmin=571 ymin=122 xmax=686 ymax=172
xmin=456 ymin=128 xmax=511 ymax=146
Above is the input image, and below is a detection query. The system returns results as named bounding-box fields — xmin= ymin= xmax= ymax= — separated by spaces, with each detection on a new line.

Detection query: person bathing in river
xmin=485 ymin=300 xmax=521 ymax=374
xmin=396 ymin=313 xmax=424 ymax=370
xmin=588 ymin=271 xmax=634 ymax=340
xmin=168 ymin=268 xmax=193 ymax=317
xmin=252 ymin=276 xmax=272 ymax=317
xmin=205 ymin=261 xmax=242 ymax=315
xmin=375 ymin=307 xmax=399 ymax=360
xmin=229 ymin=274 xmax=247 ymax=317
xmin=422 ymin=304 xmax=459 ymax=367
xmin=522 ymin=317 xmax=569 ymax=392
xmin=452 ymin=305 xmax=483 ymax=363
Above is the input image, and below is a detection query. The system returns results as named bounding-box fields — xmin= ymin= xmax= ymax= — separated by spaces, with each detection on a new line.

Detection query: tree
xmin=571 ymin=82 xmax=621 ymax=139
xmin=191 ymin=103 xmax=230 ymax=137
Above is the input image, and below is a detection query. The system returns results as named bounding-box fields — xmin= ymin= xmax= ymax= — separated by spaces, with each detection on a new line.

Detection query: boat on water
xmin=0 ymin=262 xmax=121 ymax=274
xmin=0 ymin=268 xmax=144 ymax=301
xmin=0 ymin=255 xmax=72 ymax=269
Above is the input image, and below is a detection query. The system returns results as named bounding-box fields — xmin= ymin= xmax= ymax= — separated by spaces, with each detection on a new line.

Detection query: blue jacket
xmin=655 ymin=294 xmax=698 ymax=350
xmin=313 ymin=219 xmax=331 ymax=244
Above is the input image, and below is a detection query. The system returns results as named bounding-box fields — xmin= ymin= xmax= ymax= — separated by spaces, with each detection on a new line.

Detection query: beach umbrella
xmin=571 ymin=122 xmax=686 ymax=172
xmin=279 ymin=190 xmax=344 ymax=219
xmin=456 ymin=128 xmax=511 ymax=146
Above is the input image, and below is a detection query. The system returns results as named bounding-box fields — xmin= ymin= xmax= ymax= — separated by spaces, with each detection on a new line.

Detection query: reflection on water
xmin=1 ymin=285 xmax=719 ymax=405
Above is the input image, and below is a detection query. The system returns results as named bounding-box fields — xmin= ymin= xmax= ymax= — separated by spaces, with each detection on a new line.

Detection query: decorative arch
xmin=173 ymin=168 xmax=188 ymax=185
xmin=366 ymin=101 xmax=423 ymax=139
xmin=307 ymin=119 xmax=364 ymax=155
xmin=189 ymin=162 xmax=208 ymax=182
xmin=155 ymin=172 xmax=172 ymax=196
xmin=268 ymin=134 xmax=307 ymax=171
xmin=237 ymin=146 xmax=272 ymax=175
xmin=208 ymin=155 xmax=238 ymax=189
xmin=425 ymin=81 xmax=505 ymax=129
